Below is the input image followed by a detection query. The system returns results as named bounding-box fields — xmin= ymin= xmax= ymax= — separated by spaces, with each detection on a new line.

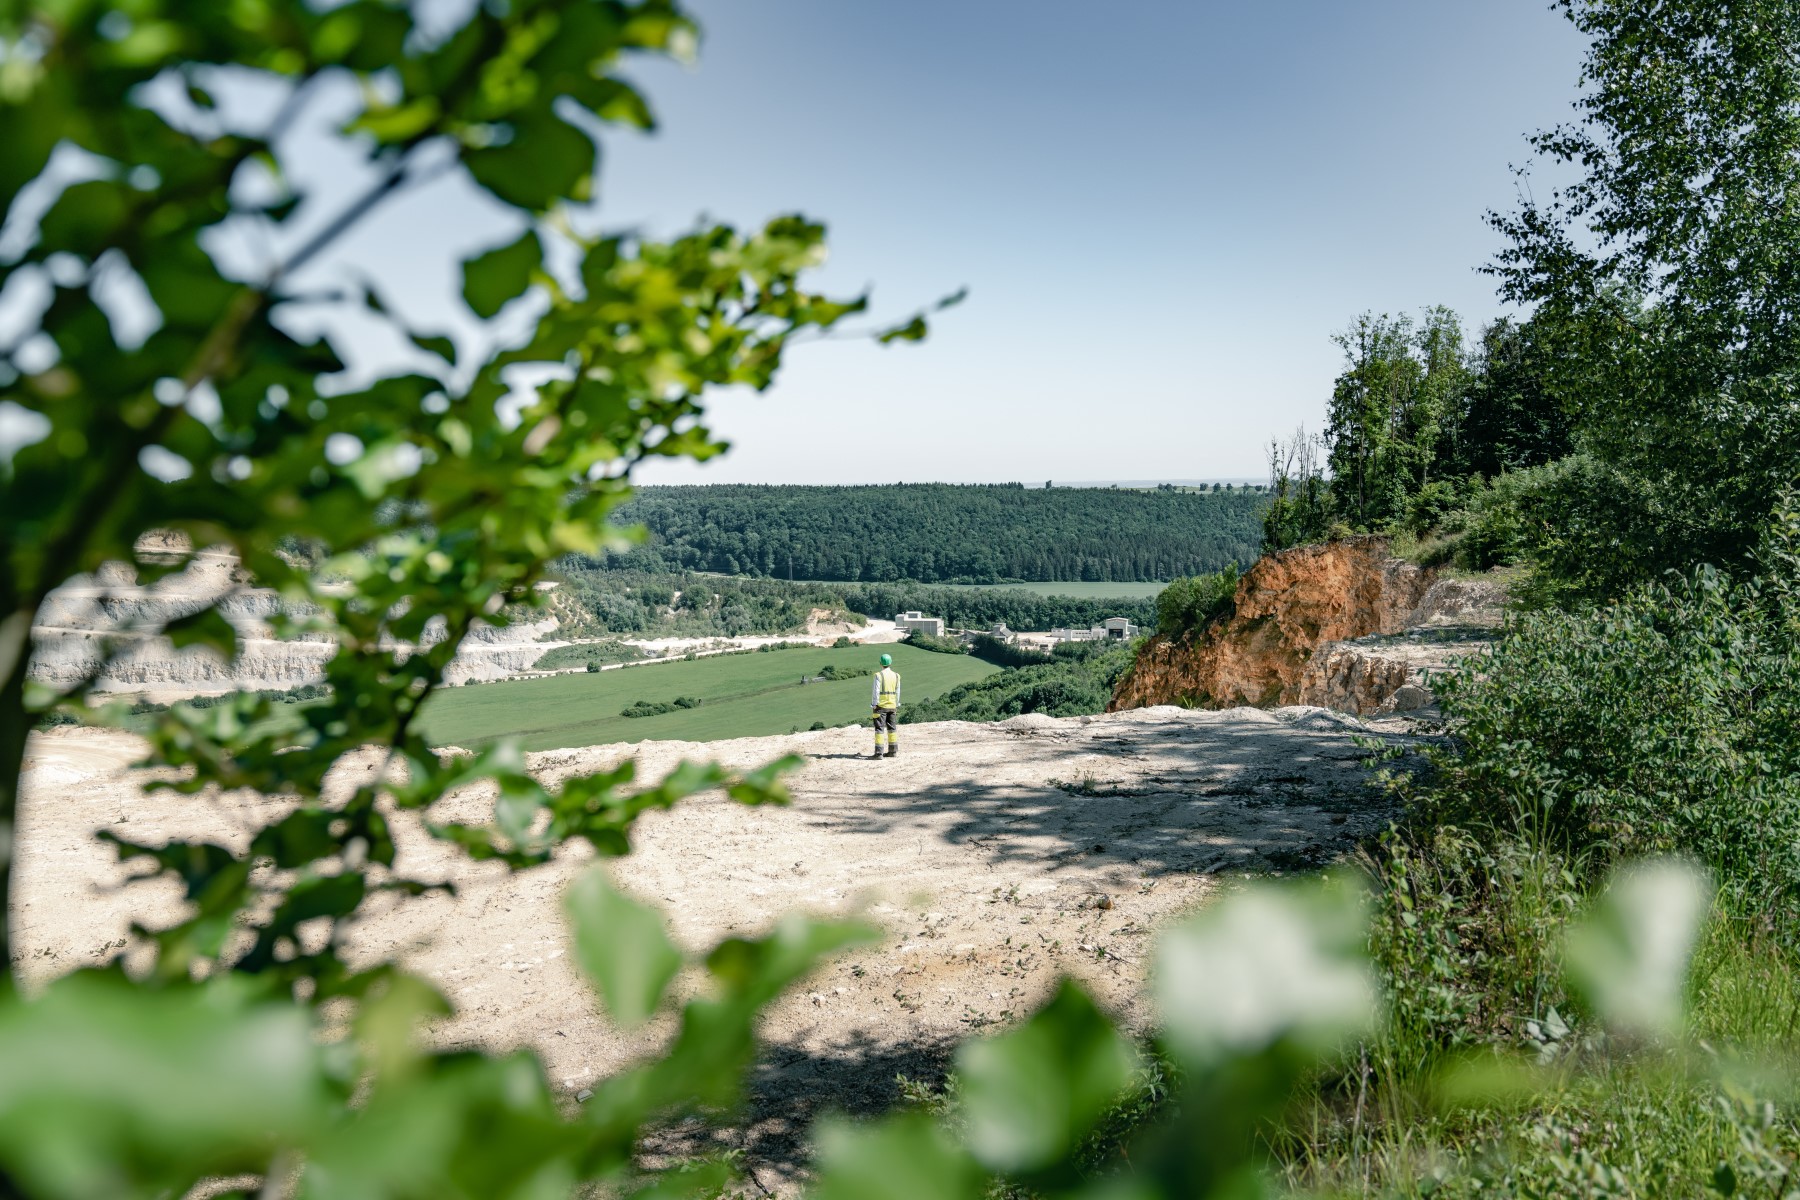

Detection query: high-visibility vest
xmin=874 ymin=667 xmax=900 ymax=709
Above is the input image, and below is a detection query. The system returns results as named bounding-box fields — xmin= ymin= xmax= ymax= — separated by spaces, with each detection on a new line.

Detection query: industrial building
xmin=894 ymin=610 xmax=946 ymax=637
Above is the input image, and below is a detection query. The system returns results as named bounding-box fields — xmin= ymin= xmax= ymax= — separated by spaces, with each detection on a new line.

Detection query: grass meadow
xmin=415 ymin=642 xmax=999 ymax=752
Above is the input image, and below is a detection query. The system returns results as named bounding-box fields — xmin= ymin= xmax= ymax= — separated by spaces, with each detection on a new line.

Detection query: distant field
xmin=415 ymin=643 xmax=999 ymax=752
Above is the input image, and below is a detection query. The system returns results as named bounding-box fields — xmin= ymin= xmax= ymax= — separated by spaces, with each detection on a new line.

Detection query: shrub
xmin=904 ymin=631 xmax=966 ymax=655
xmin=1153 ymin=566 xmax=1238 ymax=639
xmin=967 ymin=634 xmax=1051 ymax=669
xmin=1415 ymin=563 xmax=1800 ymax=921
xmin=905 ymin=643 xmax=1133 ymax=723
xmin=620 ymin=696 xmax=705 ymax=719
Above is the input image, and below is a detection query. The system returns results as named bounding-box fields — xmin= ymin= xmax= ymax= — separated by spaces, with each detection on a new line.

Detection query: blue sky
xmin=304 ymin=0 xmax=1590 ymax=485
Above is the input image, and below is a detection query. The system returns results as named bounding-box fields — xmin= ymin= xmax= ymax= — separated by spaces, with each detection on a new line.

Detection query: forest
xmin=599 ymin=482 xmax=1266 ymax=582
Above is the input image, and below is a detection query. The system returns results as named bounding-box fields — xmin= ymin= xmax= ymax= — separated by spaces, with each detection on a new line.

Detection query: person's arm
xmin=871 ymin=674 xmax=879 ymax=707
xmin=895 ymin=675 xmax=901 ymax=705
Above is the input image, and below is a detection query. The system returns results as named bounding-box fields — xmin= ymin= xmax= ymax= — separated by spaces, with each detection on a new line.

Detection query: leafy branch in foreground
xmin=1 ymin=0 xmax=947 ymax=1193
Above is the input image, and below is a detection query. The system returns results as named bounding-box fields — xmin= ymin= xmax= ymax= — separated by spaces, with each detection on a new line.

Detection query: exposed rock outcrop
xmin=28 ymin=547 xmax=559 ymax=698
xmin=1110 ymin=539 xmax=1503 ymax=717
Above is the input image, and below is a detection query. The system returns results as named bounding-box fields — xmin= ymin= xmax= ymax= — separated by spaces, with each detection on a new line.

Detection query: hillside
xmin=16 ymin=704 xmax=1419 ymax=1193
xmin=602 ymin=483 xmax=1267 ymax=583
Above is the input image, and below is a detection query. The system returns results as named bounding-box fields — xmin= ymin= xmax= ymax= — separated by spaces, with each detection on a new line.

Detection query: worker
xmin=870 ymin=652 xmax=901 ymax=758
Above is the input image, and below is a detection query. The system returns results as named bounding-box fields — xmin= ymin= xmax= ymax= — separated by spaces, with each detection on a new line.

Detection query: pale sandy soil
xmin=13 ymin=706 xmax=1416 ymax=1192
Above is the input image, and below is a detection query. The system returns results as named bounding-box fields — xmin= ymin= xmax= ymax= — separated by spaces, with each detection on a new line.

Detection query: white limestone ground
xmin=14 ymin=706 xmax=1421 ymax=1190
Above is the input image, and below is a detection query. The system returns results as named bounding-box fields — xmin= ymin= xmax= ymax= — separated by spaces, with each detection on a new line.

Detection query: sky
xmin=102 ymin=0 xmax=1592 ymax=487
xmin=604 ymin=1 xmax=1590 ymax=484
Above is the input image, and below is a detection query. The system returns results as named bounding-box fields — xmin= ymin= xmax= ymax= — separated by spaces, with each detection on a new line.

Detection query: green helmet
xmin=879 ymin=653 xmax=892 ymax=667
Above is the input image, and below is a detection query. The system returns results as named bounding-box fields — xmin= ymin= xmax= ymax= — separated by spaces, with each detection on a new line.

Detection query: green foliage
xmin=567 ymin=867 xmax=682 ymax=1029
xmin=904 ymin=643 xmax=1133 ymax=724
xmin=1262 ymin=427 xmax=1332 ymax=553
xmin=0 ymin=0 xmax=956 ymax=1192
xmin=620 ymin=695 xmax=703 ymax=718
xmin=531 ymin=639 xmax=648 ymax=672
xmin=1325 ymin=308 xmax=1471 ymax=531
xmin=1484 ymin=0 xmax=1800 ymax=596
xmin=968 ymin=634 xmax=1052 ymax=670
xmin=602 ymin=483 xmax=1266 ymax=582
xmin=1153 ymin=566 xmax=1239 ymax=639
xmin=838 ymin=580 xmax=1154 ymax=633
xmin=545 ymin=567 xmax=852 ymax=639
xmin=1451 ymin=315 xmax=1573 ymax=478
xmin=904 ymin=630 xmax=968 ymax=654
xmin=1412 ymin=565 xmax=1800 ymax=919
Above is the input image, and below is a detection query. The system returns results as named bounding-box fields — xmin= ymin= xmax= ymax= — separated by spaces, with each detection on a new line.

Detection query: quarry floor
xmin=15 ymin=707 xmax=1420 ymax=1193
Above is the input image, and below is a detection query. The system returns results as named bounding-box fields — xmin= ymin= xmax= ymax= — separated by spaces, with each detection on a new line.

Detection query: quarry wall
xmin=1110 ymin=539 xmax=1502 ymax=716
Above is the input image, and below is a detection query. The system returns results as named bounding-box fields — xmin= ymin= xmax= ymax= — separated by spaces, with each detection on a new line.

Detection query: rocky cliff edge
xmin=1110 ymin=538 xmax=1503 ymax=717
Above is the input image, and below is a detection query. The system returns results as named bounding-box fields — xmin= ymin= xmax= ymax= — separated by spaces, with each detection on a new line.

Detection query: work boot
xmin=870 ymin=748 xmax=886 ymax=760
xmin=885 ymin=746 xmax=898 ymax=758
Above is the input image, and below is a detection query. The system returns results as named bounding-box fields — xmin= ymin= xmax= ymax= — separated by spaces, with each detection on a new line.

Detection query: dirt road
xmin=14 ymin=706 xmax=1412 ymax=1188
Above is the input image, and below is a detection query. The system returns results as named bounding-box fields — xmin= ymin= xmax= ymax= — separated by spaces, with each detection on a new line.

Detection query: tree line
xmin=601 ymin=483 xmax=1266 ymax=583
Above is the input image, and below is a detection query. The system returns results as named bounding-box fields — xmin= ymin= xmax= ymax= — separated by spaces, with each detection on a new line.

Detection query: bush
xmin=1415 ymin=563 xmax=1800 ymax=921
xmin=1153 ymin=566 xmax=1238 ymax=639
xmin=815 ymin=663 xmax=869 ymax=681
xmin=533 ymin=639 xmax=646 ymax=672
xmin=967 ymin=634 xmax=1051 ymax=669
xmin=620 ymin=696 xmax=705 ymax=718
xmin=905 ymin=643 xmax=1133 ymax=723
xmin=903 ymin=631 xmax=966 ymax=655
xmin=1401 ymin=478 xmax=1464 ymax=537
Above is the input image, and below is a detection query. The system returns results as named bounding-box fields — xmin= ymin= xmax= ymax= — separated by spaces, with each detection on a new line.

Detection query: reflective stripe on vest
xmin=876 ymin=668 xmax=900 ymax=708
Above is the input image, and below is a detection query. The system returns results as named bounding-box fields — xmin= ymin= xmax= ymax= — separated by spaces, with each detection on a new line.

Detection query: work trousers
xmin=871 ymin=708 xmax=898 ymax=749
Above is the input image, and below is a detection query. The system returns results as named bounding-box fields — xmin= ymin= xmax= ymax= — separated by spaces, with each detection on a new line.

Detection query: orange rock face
xmin=1109 ymin=538 xmax=1434 ymax=711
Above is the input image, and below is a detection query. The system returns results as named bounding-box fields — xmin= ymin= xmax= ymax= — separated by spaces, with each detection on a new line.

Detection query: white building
xmin=1044 ymin=616 xmax=1141 ymax=644
xmin=895 ymin=610 xmax=946 ymax=637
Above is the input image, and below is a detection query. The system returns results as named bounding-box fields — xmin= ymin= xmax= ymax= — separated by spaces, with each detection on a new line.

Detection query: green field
xmin=415 ymin=643 xmax=999 ymax=752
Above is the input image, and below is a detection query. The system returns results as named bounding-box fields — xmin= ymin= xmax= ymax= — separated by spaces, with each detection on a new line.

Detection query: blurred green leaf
xmin=0 ymin=975 xmax=327 ymax=1199
xmin=1155 ymin=876 xmax=1376 ymax=1068
xmin=162 ymin=605 xmax=237 ymax=656
xmin=567 ymin=866 xmax=682 ymax=1029
xmin=956 ymin=980 xmax=1138 ymax=1174
xmin=465 ymin=111 xmax=595 ymax=212
xmin=1564 ymin=858 xmax=1711 ymax=1039
xmin=461 ymin=230 xmax=543 ymax=320
xmin=808 ymin=1113 xmax=985 ymax=1200
xmin=876 ymin=315 xmax=927 ymax=345
xmin=410 ymin=332 xmax=457 ymax=365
